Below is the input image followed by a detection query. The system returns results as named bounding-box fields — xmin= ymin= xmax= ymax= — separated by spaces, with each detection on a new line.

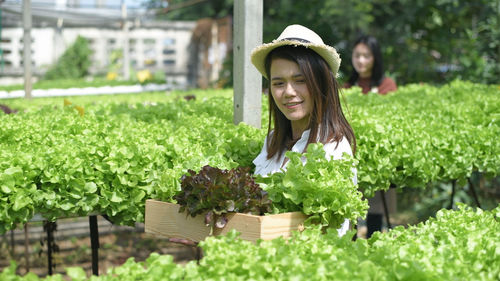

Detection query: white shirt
xmin=253 ymin=129 xmax=355 ymax=237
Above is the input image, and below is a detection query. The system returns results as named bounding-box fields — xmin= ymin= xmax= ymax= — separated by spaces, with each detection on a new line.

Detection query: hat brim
xmin=250 ymin=40 xmax=341 ymax=79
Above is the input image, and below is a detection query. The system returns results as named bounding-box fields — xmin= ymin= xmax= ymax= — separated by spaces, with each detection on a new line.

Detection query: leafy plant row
xmin=0 ymin=98 xmax=366 ymax=232
xmin=2 ymin=204 xmax=498 ymax=280
xmin=346 ymin=80 xmax=500 ymax=195
xmin=0 ymin=78 xmax=164 ymax=92
xmin=0 ymin=94 xmax=265 ymax=233
xmin=1 ymin=81 xmax=499 ymax=232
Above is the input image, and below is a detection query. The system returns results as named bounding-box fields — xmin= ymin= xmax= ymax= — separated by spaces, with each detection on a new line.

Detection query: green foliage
xmin=148 ymin=0 xmax=233 ymax=20
xmin=107 ymin=49 xmax=123 ymax=74
xmin=151 ymin=0 xmax=500 ymax=85
xmin=2 ymin=88 xmax=233 ymax=111
xmin=399 ymin=171 xmax=500 ymax=223
xmin=44 ymin=36 xmax=92 ymax=80
xmin=0 ymin=78 xmax=148 ymax=92
xmin=0 ymin=82 xmax=498 ymax=234
xmin=3 ymin=204 xmax=499 ymax=280
xmin=365 ymin=0 xmax=500 ymax=84
xmin=192 ymin=205 xmax=500 ymax=280
xmin=347 ymin=80 xmax=500 ymax=196
xmin=256 ymin=143 xmax=368 ymax=229
xmin=0 ymin=90 xmax=264 ymax=233
xmin=283 ymin=0 xmax=500 ymax=85
xmin=175 ymin=165 xmax=272 ymax=228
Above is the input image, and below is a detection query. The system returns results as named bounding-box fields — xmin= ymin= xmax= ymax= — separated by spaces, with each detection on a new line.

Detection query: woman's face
xmin=352 ymin=43 xmax=374 ymax=78
xmin=270 ymin=58 xmax=312 ymax=137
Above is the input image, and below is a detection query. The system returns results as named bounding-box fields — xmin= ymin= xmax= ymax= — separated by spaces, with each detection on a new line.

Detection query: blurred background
xmin=1 ymin=0 xmax=499 ymax=90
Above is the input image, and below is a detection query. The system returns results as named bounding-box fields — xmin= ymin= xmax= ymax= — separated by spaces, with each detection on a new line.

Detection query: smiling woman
xmin=250 ymin=24 xmax=357 ymax=236
xmin=269 ymin=57 xmax=313 ymax=139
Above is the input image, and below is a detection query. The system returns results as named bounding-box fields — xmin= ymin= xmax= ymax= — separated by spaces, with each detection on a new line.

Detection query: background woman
xmin=344 ymin=35 xmax=397 ymax=95
xmin=344 ymin=34 xmax=397 ymax=238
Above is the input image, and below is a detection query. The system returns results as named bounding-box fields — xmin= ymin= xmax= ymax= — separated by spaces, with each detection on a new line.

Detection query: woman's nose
xmin=284 ymin=82 xmax=296 ymax=97
xmin=360 ymin=56 xmax=371 ymax=65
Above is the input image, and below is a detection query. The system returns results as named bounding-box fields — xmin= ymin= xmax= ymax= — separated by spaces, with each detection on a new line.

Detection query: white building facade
xmin=1 ymin=21 xmax=196 ymax=86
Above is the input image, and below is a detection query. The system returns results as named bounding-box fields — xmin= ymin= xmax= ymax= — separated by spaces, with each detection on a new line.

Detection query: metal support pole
xmin=449 ymin=179 xmax=456 ymax=209
xmin=195 ymin=246 xmax=203 ymax=263
xmin=233 ymin=0 xmax=263 ymax=128
xmin=467 ymin=177 xmax=482 ymax=208
xmin=351 ymin=224 xmax=358 ymax=241
xmin=380 ymin=189 xmax=392 ymax=230
xmin=10 ymin=229 xmax=14 ymax=256
xmin=89 ymin=215 xmax=100 ymax=276
xmin=44 ymin=221 xmax=56 ymax=275
xmin=121 ymin=2 xmax=130 ymax=80
xmin=0 ymin=7 xmax=4 ymax=73
xmin=24 ymin=224 xmax=30 ymax=273
xmin=23 ymin=0 xmax=32 ymax=99
xmin=1 ymin=232 xmax=7 ymax=253
xmin=168 ymin=238 xmax=202 ymax=263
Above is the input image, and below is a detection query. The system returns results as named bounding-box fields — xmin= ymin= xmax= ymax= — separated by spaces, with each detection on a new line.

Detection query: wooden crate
xmin=145 ymin=199 xmax=308 ymax=243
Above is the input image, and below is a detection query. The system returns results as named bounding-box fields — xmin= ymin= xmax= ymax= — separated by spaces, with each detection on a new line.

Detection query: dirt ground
xmin=0 ymin=217 xmax=199 ymax=278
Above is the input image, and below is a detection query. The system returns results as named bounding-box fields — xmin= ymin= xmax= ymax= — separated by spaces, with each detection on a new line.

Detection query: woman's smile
xmin=284 ymin=101 xmax=303 ymax=109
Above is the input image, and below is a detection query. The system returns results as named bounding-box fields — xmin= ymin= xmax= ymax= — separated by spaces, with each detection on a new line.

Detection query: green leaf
xmin=84 ymin=182 xmax=97 ymax=193
xmin=110 ymin=192 xmax=124 ymax=203
xmin=1 ymin=185 xmax=12 ymax=194
xmin=4 ymin=167 xmax=22 ymax=175
xmin=12 ymin=192 xmax=31 ymax=211
xmin=66 ymin=266 xmax=87 ymax=280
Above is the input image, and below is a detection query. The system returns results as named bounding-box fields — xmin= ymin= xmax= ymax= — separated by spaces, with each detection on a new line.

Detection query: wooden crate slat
xmin=145 ymin=200 xmax=211 ymax=242
xmin=145 ymin=199 xmax=307 ymax=243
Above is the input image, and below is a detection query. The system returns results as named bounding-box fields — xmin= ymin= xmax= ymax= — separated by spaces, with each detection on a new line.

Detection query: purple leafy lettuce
xmin=175 ymin=165 xmax=272 ymax=228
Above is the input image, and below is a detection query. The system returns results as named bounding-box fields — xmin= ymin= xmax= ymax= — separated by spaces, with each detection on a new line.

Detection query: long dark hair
xmin=348 ymin=35 xmax=384 ymax=88
xmin=264 ymin=45 xmax=356 ymax=160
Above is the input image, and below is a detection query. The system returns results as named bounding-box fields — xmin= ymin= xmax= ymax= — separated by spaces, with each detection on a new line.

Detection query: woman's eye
xmin=272 ymin=82 xmax=283 ymax=87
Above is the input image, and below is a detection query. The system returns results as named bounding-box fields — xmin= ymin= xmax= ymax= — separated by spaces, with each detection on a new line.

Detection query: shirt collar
xmin=291 ymin=129 xmax=311 ymax=153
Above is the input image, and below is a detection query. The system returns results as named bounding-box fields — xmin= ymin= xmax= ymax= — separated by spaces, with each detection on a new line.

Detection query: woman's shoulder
xmin=253 ymin=130 xmax=284 ymax=177
xmin=382 ymin=76 xmax=397 ymax=85
xmin=378 ymin=77 xmax=397 ymax=94
xmin=323 ymin=137 xmax=353 ymax=160
xmin=342 ymin=82 xmax=353 ymax=89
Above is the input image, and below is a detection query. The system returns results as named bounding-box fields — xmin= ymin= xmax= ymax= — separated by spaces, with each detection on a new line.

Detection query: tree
xmin=44 ymin=36 xmax=92 ymax=80
xmin=145 ymin=0 xmax=499 ymax=85
xmin=147 ymin=0 xmax=233 ymax=20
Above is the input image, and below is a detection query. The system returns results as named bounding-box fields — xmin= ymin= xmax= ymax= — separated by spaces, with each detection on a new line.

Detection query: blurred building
xmin=0 ymin=0 xmax=204 ymax=87
xmin=188 ymin=16 xmax=232 ymax=89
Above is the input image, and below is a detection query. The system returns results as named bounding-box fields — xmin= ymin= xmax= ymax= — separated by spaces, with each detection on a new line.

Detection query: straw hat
xmin=250 ymin=24 xmax=341 ymax=79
